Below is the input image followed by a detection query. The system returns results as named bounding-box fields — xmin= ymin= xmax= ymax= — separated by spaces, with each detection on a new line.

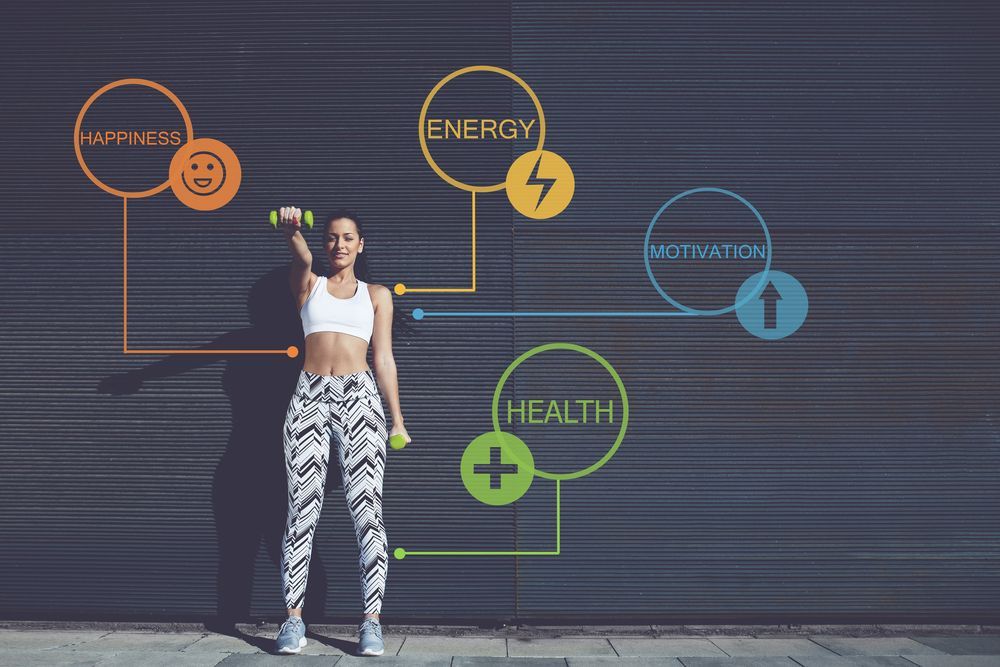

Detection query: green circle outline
xmin=491 ymin=342 xmax=629 ymax=481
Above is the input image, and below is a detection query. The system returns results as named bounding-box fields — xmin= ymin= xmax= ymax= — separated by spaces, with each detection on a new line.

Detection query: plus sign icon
xmin=461 ymin=431 xmax=535 ymax=506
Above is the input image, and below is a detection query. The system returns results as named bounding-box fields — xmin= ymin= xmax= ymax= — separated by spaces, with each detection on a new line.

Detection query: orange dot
xmin=286 ymin=346 xmax=299 ymax=358
xmin=393 ymin=283 xmax=407 ymax=295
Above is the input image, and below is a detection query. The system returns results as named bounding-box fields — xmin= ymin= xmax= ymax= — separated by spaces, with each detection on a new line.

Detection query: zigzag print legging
xmin=280 ymin=368 xmax=389 ymax=613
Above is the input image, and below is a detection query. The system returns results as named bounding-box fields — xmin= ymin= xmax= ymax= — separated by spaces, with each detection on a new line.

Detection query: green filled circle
xmin=461 ymin=431 xmax=535 ymax=506
xmin=491 ymin=342 xmax=629 ymax=481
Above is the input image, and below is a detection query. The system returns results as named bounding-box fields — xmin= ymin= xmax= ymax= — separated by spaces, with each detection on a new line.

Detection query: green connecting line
xmin=394 ymin=479 xmax=561 ymax=558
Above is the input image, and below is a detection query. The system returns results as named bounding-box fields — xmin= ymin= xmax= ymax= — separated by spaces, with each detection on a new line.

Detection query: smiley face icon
xmin=181 ymin=150 xmax=226 ymax=196
xmin=169 ymin=138 xmax=241 ymax=211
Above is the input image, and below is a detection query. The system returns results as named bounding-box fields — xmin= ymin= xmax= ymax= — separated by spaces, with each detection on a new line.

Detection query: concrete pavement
xmin=1 ymin=623 xmax=998 ymax=666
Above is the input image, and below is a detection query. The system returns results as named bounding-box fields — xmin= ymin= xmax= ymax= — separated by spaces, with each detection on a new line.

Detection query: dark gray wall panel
xmin=0 ymin=0 xmax=516 ymax=624
xmin=510 ymin=1 xmax=1000 ymax=622
xmin=0 ymin=0 xmax=998 ymax=624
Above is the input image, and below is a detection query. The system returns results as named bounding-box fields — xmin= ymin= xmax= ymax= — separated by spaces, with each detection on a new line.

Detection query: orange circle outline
xmin=418 ymin=65 xmax=546 ymax=193
xmin=74 ymin=78 xmax=194 ymax=199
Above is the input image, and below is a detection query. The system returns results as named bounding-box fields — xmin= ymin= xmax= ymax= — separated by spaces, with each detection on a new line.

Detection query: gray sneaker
xmin=275 ymin=615 xmax=307 ymax=654
xmin=357 ymin=618 xmax=384 ymax=656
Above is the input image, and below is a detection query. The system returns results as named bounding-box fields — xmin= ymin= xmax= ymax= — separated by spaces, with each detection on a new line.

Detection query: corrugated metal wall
xmin=1 ymin=0 xmax=998 ymax=624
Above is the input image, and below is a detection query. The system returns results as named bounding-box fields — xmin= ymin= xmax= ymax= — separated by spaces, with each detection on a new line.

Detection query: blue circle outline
xmin=643 ymin=187 xmax=772 ymax=316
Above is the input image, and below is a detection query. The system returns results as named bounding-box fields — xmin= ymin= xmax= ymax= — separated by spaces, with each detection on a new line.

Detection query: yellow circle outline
xmin=418 ymin=65 xmax=546 ymax=193
xmin=74 ymin=78 xmax=194 ymax=199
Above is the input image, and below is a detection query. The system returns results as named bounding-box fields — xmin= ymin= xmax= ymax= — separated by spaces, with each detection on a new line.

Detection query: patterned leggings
xmin=280 ymin=368 xmax=389 ymax=614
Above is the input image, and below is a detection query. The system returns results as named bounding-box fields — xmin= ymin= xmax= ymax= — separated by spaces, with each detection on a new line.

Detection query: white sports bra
xmin=300 ymin=275 xmax=375 ymax=343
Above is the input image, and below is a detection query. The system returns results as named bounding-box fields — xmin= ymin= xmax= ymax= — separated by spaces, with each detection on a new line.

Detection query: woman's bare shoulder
xmin=366 ymin=282 xmax=392 ymax=305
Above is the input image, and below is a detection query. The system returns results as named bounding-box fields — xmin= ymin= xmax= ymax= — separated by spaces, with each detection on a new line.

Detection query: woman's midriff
xmin=302 ymin=331 xmax=371 ymax=376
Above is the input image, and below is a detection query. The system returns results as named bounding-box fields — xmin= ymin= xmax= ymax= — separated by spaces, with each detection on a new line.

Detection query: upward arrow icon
xmin=759 ymin=281 xmax=783 ymax=329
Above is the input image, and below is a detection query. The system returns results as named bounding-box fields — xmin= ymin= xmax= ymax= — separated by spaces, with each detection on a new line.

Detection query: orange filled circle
xmin=74 ymin=78 xmax=194 ymax=199
xmin=168 ymin=138 xmax=242 ymax=211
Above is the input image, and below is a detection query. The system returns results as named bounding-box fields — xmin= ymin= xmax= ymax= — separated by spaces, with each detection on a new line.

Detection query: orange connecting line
xmin=121 ymin=197 xmax=295 ymax=357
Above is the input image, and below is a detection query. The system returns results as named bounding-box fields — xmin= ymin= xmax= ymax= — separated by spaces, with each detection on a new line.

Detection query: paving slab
xmin=0 ymin=629 xmax=111 ymax=650
xmin=608 ymin=637 xmax=728 ymax=657
xmin=337 ymin=657 xmax=452 ymax=666
xmin=66 ymin=631 xmax=206 ymax=652
xmin=908 ymin=636 xmax=1000 ymax=655
xmin=181 ymin=633 xmax=267 ymax=654
xmin=677 ymin=658 xmax=802 ymax=666
xmin=809 ymin=636 xmax=949 ymax=656
xmin=568 ymin=658 xmax=684 ymax=666
xmin=0 ymin=649 xmax=105 ymax=666
xmin=318 ymin=632 xmax=406 ymax=657
xmin=453 ymin=659 xmax=567 ymax=667
xmin=0 ymin=648 xmax=230 ymax=667
xmin=508 ymin=638 xmax=616 ymax=657
xmin=791 ymin=657 xmax=930 ymax=666
xmin=707 ymin=637 xmax=838 ymax=657
xmin=95 ymin=650 xmax=229 ymax=666
xmin=217 ymin=655 xmax=339 ymax=666
xmin=904 ymin=657 xmax=1000 ymax=667
xmin=399 ymin=636 xmax=507 ymax=656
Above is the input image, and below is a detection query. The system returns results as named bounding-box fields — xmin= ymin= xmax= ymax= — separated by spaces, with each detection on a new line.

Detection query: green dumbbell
xmin=389 ymin=434 xmax=408 ymax=450
xmin=270 ymin=209 xmax=314 ymax=229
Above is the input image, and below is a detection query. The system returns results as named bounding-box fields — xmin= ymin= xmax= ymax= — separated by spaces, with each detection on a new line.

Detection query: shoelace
xmin=360 ymin=619 xmax=382 ymax=638
xmin=280 ymin=617 xmax=302 ymax=636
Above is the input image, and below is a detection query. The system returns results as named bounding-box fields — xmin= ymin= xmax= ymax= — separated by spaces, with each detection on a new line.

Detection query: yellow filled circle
xmin=506 ymin=149 xmax=575 ymax=219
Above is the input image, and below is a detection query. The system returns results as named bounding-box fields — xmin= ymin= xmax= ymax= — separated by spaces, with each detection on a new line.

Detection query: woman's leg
xmin=280 ymin=385 xmax=332 ymax=613
xmin=331 ymin=377 xmax=389 ymax=618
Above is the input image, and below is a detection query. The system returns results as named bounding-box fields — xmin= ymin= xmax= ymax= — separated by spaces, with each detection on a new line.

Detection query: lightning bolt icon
xmin=526 ymin=153 xmax=557 ymax=211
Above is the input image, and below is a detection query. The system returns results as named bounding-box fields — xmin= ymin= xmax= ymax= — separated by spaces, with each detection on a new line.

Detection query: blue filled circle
xmin=412 ymin=308 xmax=425 ymax=320
xmin=643 ymin=187 xmax=772 ymax=315
xmin=734 ymin=270 xmax=808 ymax=340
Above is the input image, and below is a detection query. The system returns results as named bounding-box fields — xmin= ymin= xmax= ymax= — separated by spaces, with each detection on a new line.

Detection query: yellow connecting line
xmin=394 ymin=192 xmax=476 ymax=295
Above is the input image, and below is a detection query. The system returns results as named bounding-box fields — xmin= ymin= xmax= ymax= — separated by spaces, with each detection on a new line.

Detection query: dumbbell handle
xmin=270 ymin=209 xmax=314 ymax=229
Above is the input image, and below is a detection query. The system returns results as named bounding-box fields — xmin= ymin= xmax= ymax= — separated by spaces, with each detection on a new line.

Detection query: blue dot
xmin=412 ymin=308 xmax=425 ymax=320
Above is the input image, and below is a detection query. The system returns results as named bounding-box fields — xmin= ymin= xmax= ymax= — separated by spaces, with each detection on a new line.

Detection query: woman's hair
xmin=320 ymin=208 xmax=415 ymax=342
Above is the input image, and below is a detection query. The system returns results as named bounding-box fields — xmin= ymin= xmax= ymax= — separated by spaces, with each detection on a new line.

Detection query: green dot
xmin=393 ymin=547 xmax=406 ymax=560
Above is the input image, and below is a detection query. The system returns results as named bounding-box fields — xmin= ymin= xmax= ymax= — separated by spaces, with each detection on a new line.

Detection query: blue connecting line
xmin=411 ymin=308 xmax=710 ymax=319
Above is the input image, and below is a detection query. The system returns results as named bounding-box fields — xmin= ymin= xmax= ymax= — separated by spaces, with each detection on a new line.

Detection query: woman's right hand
xmin=277 ymin=206 xmax=303 ymax=236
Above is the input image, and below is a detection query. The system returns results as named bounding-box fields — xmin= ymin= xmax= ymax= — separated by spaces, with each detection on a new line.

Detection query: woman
xmin=273 ymin=206 xmax=410 ymax=657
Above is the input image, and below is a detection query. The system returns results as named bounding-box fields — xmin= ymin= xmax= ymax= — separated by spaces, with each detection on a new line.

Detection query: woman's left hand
xmin=390 ymin=423 xmax=411 ymax=446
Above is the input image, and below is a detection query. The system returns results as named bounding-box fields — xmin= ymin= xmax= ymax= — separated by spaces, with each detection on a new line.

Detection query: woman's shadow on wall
xmin=97 ymin=265 xmax=338 ymax=635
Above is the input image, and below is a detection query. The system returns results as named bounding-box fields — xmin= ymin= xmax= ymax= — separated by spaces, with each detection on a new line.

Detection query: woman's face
xmin=325 ymin=217 xmax=363 ymax=268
